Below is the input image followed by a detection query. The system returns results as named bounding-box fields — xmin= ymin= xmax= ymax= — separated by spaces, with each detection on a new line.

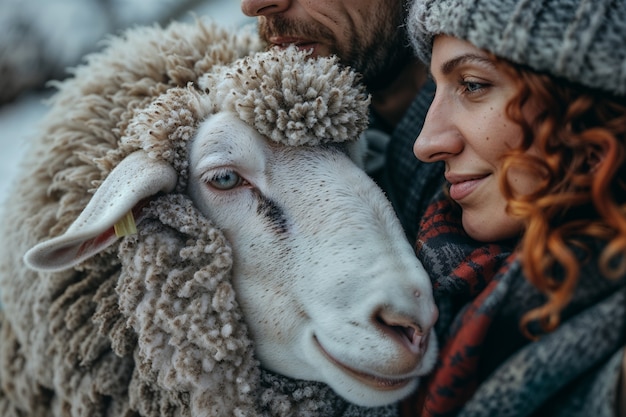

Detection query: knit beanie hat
xmin=407 ymin=0 xmax=626 ymax=96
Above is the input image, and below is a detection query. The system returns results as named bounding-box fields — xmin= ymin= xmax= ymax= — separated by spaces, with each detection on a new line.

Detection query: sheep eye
xmin=207 ymin=170 xmax=243 ymax=190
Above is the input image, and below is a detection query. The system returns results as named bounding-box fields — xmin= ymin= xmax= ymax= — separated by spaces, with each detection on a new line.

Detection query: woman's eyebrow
xmin=440 ymin=54 xmax=495 ymax=75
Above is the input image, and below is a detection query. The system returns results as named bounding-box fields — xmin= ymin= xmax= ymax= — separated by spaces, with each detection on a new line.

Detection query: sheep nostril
xmin=375 ymin=309 xmax=425 ymax=352
xmin=392 ymin=324 xmax=422 ymax=349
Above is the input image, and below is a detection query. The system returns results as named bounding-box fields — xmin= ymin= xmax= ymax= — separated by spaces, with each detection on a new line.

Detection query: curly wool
xmin=0 ymin=16 xmax=389 ymax=417
xmin=114 ymin=194 xmax=258 ymax=416
xmin=202 ymin=47 xmax=370 ymax=147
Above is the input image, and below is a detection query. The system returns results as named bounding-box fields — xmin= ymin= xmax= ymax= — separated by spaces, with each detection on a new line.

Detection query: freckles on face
xmin=417 ymin=35 xmax=541 ymax=242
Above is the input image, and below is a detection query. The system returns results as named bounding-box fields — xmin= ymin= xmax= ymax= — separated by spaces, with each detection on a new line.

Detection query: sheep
xmin=0 ymin=18 xmax=438 ymax=417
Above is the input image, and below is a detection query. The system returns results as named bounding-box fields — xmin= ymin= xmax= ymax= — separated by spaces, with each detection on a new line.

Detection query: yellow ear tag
xmin=114 ymin=211 xmax=137 ymax=237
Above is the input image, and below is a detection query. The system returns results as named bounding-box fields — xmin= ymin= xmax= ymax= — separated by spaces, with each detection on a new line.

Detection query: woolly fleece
xmin=0 ymin=18 xmax=393 ymax=417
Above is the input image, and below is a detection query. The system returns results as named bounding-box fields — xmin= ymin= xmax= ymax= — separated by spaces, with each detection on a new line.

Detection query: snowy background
xmin=0 ymin=0 xmax=251 ymax=204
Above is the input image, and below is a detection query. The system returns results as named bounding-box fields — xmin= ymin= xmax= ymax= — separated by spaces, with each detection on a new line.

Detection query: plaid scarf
xmin=401 ymin=191 xmax=515 ymax=417
xmin=401 ymin=189 xmax=626 ymax=417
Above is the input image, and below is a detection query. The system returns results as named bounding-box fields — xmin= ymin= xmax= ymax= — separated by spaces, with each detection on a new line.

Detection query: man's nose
xmin=241 ymin=0 xmax=291 ymax=16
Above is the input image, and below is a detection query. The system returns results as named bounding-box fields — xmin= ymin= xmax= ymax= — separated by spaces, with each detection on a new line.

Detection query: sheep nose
xmin=375 ymin=302 xmax=438 ymax=354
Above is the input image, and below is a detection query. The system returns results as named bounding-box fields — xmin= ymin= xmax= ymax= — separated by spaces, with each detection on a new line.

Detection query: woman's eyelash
xmin=464 ymin=81 xmax=482 ymax=92
xmin=460 ymin=79 xmax=490 ymax=94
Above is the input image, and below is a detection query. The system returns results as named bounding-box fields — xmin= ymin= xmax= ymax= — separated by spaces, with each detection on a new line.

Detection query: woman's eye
xmin=461 ymin=79 xmax=489 ymax=95
xmin=465 ymin=82 xmax=483 ymax=92
xmin=206 ymin=170 xmax=243 ymax=190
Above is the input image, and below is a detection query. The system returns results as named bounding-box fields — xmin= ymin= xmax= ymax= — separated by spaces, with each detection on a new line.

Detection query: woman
xmin=401 ymin=0 xmax=626 ymax=416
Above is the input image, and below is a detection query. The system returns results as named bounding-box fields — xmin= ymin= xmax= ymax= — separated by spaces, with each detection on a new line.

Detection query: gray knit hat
xmin=407 ymin=0 xmax=626 ymax=96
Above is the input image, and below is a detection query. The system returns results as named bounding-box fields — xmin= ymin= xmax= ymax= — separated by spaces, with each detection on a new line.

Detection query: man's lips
xmin=446 ymin=173 xmax=489 ymax=201
xmin=269 ymin=36 xmax=317 ymax=49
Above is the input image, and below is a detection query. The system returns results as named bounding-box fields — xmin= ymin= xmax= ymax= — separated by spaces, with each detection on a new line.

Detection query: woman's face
xmin=414 ymin=35 xmax=540 ymax=242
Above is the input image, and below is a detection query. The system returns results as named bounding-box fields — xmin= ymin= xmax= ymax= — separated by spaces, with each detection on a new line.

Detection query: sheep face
xmin=23 ymin=109 xmax=438 ymax=409
xmin=188 ymin=112 xmax=438 ymax=407
xmin=25 ymin=107 xmax=437 ymax=406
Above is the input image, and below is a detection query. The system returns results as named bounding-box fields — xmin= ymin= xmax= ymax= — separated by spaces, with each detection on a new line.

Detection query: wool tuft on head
xmin=203 ymin=46 xmax=369 ymax=147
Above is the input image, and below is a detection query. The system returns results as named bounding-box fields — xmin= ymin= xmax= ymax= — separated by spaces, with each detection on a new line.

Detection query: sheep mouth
xmin=313 ymin=336 xmax=413 ymax=391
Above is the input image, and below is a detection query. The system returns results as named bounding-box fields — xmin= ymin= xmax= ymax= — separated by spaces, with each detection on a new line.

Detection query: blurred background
xmin=0 ymin=0 xmax=251 ymax=201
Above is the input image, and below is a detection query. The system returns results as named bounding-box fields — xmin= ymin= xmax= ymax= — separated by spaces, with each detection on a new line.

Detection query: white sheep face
xmin=187 ymin=112 xmax=438 ymax=407
xmin=24 ymin=110 xmax=438 ymax=408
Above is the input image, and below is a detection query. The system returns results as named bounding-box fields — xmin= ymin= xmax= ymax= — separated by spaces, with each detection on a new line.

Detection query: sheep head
xmin=23 ymin=46 xmax=438 ymax=415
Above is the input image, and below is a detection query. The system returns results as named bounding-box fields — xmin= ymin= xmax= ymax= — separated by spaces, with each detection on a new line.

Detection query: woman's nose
xmin=413 ymin=94 xmax=462 ymax=163
xmin=241 ymin=0 xmax=291 ymax=16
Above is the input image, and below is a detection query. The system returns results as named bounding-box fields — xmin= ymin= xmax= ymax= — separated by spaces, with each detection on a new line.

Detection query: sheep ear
xmin=24 ymin=151 xmax=178 ymax=272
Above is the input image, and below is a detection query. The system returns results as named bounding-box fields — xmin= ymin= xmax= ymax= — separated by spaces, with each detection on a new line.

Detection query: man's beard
xmin=257 ymin=8 xmax=412 ymax=92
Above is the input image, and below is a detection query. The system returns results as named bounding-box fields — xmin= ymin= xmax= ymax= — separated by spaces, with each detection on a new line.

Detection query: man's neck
xmin=370 ymin=58 xmax=429 ymax=129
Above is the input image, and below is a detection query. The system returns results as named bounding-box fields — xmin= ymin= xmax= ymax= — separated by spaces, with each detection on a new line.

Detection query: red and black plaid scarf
xmin=399 ymin=189 xmax=626 ymax=417
xmin=401 ymin=192 xmax=517 ymax=417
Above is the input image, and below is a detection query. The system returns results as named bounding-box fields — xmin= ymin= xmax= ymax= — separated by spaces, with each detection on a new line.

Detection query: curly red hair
xmin=497 ymin=60 xmax=626 ymax=336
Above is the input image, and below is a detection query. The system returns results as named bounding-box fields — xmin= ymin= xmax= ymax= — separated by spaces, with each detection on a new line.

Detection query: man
xmin=240 ymin=0 xmax=444 ymax=242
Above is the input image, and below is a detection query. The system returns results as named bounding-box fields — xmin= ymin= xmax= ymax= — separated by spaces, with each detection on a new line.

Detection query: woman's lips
xmin=447 ymin=174 xmax=488 ymax=201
